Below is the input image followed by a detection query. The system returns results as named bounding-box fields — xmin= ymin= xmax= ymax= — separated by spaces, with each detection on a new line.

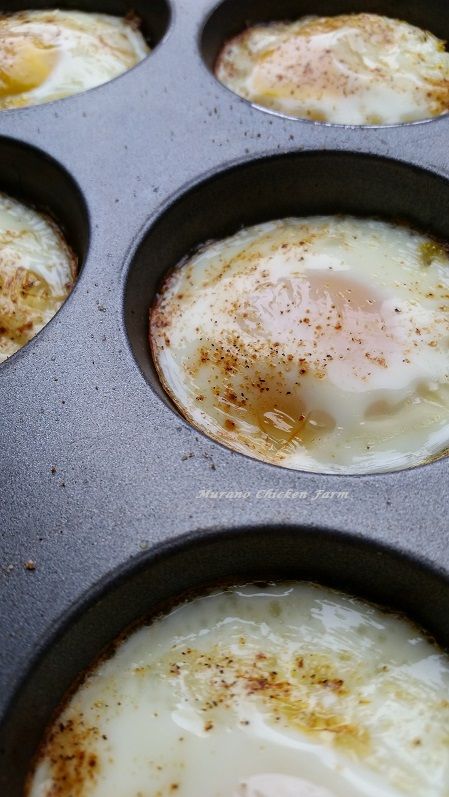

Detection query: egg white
xmin=150 ymin=216 xmax=449 ymax=474
xmin=0 ymin=192 xmax=76 ymax=362
xmin=0 ymin=10 xmax=149 ymax=109
xmin=27 ymin=583 xmax=449 ymax=797
xmin=215 ymin=14 xmax=449 ymax=125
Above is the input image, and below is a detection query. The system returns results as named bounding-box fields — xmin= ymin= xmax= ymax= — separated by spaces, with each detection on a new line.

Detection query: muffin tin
xmin=1 ymin=0 xmax=449 ymax=792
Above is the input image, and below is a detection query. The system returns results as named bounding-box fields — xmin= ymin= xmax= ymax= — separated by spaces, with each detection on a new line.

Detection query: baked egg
xmin=215 ymin=13 xmax=449 ymax=125
xmin=0 ymin=9 xmax=149 ymax=109
xmin=0 ymin=191 xmax=76 ymax=362
xmin=27 ymin=582 xmax=449 ymax=797
xmin=150 ymin=216 xmax=449 ymax=474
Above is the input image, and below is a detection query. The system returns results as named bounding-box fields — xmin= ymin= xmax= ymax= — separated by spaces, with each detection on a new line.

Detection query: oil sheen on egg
xmin=150 ymin=216 xmax=449 ymax=474
xmin=215 ymin=14 xmax=449 ymax=125
xmin=0 ymin=10 xmax=149 ymax=109
xmin=0 ymin=192 xmax=76 ymax=362
xmin=27 ymin=582 xmax=449 ymax=797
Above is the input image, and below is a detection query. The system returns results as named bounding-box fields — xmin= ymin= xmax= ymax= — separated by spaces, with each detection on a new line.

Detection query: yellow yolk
xmin=0 ymin=36 xmax=57 ymax=97
xmin=0 ymin=11 xmax=149 ymax=109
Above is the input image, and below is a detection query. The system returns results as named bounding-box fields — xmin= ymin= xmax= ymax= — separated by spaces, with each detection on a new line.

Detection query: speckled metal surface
xmin=1 ymin=0 xmax=449 ymax=785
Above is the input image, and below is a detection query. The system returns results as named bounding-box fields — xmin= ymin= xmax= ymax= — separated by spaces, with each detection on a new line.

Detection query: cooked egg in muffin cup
xmin=0 ymin=191 xmax=77 ymax=362
xmin=27 ymin=582 xmax=449 ymax=797
xmin=0 ymin=9 xmax=149 ymax=109
xmin=150 ymin=216 xmax=449 ymax=474
xmin=215 ymin=13 xmax=449 ymax=125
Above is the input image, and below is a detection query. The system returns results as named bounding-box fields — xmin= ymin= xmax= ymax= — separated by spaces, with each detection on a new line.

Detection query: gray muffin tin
xmin=1 ymin=0 xmax=449 ymax=792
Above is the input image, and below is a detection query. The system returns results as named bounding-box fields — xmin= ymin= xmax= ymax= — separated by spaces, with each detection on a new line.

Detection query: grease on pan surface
xmin=0 ymin=10 xmax=149 ymax=109
xmin=27 ymin=582 xmax=449 ymax=797
xmin=0 ymin=192 xmax=76 ymax=362
xmin=150 ymin=216 xmax=449 ymax=474
xmin=215 ymin=14 xmax=449 ymax=125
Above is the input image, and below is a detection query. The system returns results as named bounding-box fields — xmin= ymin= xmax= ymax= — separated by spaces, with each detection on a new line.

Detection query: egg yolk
xmin=214 ymin=271 xmax=399 ymax=451
xmin=252 ymin=33 xmax=348 ymax=105
xmin=0 ymin=36 xmax=57 ymax=97
xmin=249 ymin=17 xmax=397 ymax=107
xmin=235 ymin=271 xmax=396 ymax=377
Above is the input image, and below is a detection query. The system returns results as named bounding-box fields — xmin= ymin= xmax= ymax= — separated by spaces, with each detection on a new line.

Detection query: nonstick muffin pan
xmin=1 ymin=0 xmax=449 ymax=791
